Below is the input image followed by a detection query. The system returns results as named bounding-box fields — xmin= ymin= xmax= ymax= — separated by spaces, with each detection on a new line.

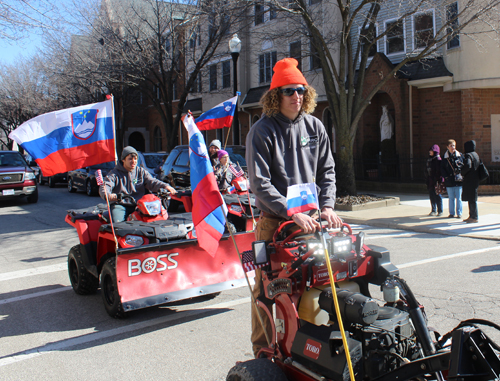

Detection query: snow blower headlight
xmin=143 ymin=200 xmax=162 ymax=216
xmin=306 ymin=240 xmax=325 ymax=256
xmin=329 ymin=236 xmax=353 ymax=257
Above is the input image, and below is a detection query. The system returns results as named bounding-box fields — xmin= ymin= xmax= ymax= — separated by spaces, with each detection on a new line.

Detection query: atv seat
xmin=99 ymin=213 xmax=194 ymax=243
xmin=67 ymin=204 xmax=108 ymax=223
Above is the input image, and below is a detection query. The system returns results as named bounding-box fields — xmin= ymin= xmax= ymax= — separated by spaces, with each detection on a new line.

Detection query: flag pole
xmin=108 ymin=94 xmax=118 ymax=165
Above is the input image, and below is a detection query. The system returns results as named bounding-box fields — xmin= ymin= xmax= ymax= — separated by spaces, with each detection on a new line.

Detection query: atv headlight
xmin=124 ymin=235 xmax=144 ymax=247
xmin=25 ymin=172 xmax=36 ymax=180
xmin=143 ymin=200 xmax=161 ymax=216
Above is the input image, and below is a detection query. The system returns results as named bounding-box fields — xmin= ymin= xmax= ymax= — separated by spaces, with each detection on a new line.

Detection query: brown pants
xmin=251 ymin=215 xmax=284 ymax=357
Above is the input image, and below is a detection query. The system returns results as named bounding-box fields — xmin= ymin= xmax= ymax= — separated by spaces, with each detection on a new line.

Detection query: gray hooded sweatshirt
xmin=246 ymin=112 xmax=337 ymax=219
xmin=99 ymin=161 xmax=167 ymax=205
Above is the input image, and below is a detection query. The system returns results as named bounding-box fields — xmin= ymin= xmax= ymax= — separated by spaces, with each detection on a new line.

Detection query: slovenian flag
xmin=9 ymin=99 xmax=115 ymax=177
xmin=195 ymin=95 xmax=238 ymax=131
xmin=182 ymin=113 xmax=227 ymax=256
xmin=286 ymin=183 xmax=319 ymax=216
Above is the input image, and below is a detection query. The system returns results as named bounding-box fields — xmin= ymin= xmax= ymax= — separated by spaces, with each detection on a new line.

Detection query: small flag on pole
xmin=96 ymin=169 xmax=104 ymax=186
xmin=228 ymin=163 xmax=244 ymax=178
xmin=286 ymin=183 xmax=319 ymax=216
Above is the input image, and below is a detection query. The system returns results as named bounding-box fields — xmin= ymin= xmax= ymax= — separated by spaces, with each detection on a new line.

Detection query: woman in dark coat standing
xmin=425 ymin=144 xmax=443 ymax=216
xmin=461 ymin=140 xmax=480 ymax=223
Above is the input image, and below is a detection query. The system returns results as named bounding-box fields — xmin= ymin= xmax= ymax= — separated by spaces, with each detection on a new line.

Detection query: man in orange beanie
xmin=246 ymin=57 xmax=342 ymax=357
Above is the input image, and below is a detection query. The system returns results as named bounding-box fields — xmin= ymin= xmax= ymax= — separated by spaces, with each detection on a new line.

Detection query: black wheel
xmin=26 ymin=187 xmax=38 ymax=203
xmin=48 ymin=176 xmax=55 ymax=188
xmin=68 ymin=245 xmax=99 ymax=295
xmin=100 ymin=257 xmax=126 ymax=318
xmin=68 ymin=177 xmax=77 ymax=193
xmin=86 ymin=180 xmax=95 ymax=196
xmin=38 ymin=173 xmax=45 ymax=185
xmin=227 ymin=359 xmax=287 ymax=381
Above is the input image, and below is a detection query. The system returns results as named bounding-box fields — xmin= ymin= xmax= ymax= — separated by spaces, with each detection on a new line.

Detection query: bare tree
xmin=0 ymin=0 xmax=59 ymax=40
xmin=0 ymin=55 xmax=58 ymax=149
xmin=57 ymin=0 xmax=252 ymax=152
xmin=266 ymin=0 xmax=500 ymax=195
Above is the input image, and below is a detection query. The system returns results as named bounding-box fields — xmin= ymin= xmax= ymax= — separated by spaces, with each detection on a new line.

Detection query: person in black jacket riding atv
xmin=99 ymin=146 xmax=176 ymax=222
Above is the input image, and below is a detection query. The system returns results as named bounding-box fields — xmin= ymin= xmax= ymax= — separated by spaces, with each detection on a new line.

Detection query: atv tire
xmin=226 ymin=359 xmax=287 ymax=381
xmin=86 ymin=180 xmax=95 ymax=197
xmin=38 ymin=173 xmax=45 ymax=185
xmin=48 ymin=176 xmax=55 ymax=188
xmin=68 ymin=245 xmax=99 ymax=295
xmin=100 ymin=257 xmax=126 ymax=318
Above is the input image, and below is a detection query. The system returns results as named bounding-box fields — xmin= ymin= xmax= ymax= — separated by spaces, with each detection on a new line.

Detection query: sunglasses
xmin=280 ymin=87 xmax=306 ymax=96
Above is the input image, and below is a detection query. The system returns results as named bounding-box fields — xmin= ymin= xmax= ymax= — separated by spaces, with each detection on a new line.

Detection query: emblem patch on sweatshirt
xmin=300 ymin=135 xmax=318 ymax=148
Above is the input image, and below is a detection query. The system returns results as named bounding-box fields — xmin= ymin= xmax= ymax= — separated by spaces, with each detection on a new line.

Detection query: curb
xmin=341 ymin=216 xmax=500 ymax=242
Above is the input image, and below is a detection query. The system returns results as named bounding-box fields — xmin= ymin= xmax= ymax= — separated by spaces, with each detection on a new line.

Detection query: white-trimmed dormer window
xmin=413 ymin=10 xmax=435 ymax=50
xmin=385 ymin=18 xmax=405 ymax=55
xmin=446 ymin=2 xmax=460 ymax=49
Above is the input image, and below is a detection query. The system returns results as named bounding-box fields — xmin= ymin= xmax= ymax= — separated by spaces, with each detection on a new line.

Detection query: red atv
xmin=65 ymin=190 xmax=256 ymax=318
xmin=170 ymin=175 xmax=258 ymax=233
xmin=227 ymin=222 xmax=500 ymax=380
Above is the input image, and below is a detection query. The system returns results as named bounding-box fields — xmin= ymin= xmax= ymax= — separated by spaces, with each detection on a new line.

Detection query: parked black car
xmin=38 ymin=171 xmax=68 ymax=188
xmin=161 ymin=145 xmax=246 ymax=187
xmin=67 ymin=161 xmax=115 ymax=196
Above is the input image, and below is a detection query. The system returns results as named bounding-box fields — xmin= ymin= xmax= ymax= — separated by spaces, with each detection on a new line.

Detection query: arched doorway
xmin=128 ymin=132 xmax=145 ymax=152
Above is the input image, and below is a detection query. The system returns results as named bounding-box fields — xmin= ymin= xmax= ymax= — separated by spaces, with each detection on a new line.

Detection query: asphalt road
xmin=1 ymin=185 xmax=499 ymax=380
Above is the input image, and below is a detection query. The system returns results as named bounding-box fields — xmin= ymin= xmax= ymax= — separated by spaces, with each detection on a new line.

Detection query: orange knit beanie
xmin=269 ymin=58 xmax=308 ymax=90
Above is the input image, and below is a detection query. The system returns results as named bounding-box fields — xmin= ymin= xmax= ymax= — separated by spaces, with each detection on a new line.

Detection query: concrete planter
xmin=335 ymin=197 xmax=400 ymax=211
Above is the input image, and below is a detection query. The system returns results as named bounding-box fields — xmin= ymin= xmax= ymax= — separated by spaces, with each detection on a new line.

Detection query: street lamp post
xmin=229 ymin=34 xmax=241 ymax=145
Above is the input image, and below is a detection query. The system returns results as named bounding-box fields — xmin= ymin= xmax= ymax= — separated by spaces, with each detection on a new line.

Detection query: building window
xmin=189 ymin=26 xmax=200 ymax=48
xmin=290 ymin=41 xmax=302 ymax=71
xmin=255 ymin=3 xmax=264 ymax=25
xmin=191 ymin=72 xmax=202 ymax=93
xmin=360 ymin=25 xmax=377 ymax=58
xmin=385 ymin=19 xmax=404 ymax=54
xmin=310 ymin=39 xmax=321 ymax=70
xmin=269 ymin=6 xmax=277 ymax=20
xmin=209 ymin=64 xmax=217 ymax=91
xmin=310 ymin=0 xmax=321 ymax=5
xmin=446 ymin=2 xmax=460 ymax=49
xmin=222 ymin=61 xmax=231 ymax=88
xmin=413 ymin=10 xmax=434 ymax=49
xmin=154 ymin=126 xmax=162 ymax=151
xmin=172 ymin=82 xmax=178 ymax=100
xmin=208 ymin=15 xmax=216 ymax=39
xmin=259 ymin=51 xmax=277 ymax=83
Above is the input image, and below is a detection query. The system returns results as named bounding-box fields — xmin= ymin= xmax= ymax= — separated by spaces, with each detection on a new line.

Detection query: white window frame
xmin=412 ymin=9 xmax=435 ymax=51
xmin=384 ymin=18 xmax=406 ymax=56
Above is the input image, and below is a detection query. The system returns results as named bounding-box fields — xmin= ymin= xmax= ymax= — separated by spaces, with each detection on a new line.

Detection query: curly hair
xmin=260 ymin=86 xmax=317 ymax=117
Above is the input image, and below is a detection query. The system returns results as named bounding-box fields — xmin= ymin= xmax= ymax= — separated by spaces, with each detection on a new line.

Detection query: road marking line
xmin=0 ymin=297 xmax=250 ymax=367
xmin=399 ymin=246 xmax=500 ymax=269
xmin=367 ymin=232 xmax=416 ymax=239
xmin=0 ymin=287 xmax=71 ymax=305
xmin=0 ymin=263 xmax=67 ymax=282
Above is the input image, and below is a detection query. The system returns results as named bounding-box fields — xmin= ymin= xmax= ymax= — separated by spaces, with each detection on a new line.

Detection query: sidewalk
xmin=336 ymin=192 xmax=500 ymax=241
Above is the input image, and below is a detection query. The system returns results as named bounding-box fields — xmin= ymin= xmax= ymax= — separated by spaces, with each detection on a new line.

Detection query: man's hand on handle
xmin=291 ymin=207 xmax=342 ymax=234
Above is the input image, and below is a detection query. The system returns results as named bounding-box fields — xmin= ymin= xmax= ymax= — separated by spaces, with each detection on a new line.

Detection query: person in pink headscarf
xmin=214 ymin=149 xmax=235 ymax=192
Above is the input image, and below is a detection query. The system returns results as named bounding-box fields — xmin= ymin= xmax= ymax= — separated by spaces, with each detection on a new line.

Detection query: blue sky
xmin=0 ymin=35 xmax=42 ymax=66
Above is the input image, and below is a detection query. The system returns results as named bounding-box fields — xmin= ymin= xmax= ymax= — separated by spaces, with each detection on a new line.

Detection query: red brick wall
xmin=412 ymin=87 xmax=462 ymax=157
xmin=461 ymin=88 xmax=500 ymax=164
